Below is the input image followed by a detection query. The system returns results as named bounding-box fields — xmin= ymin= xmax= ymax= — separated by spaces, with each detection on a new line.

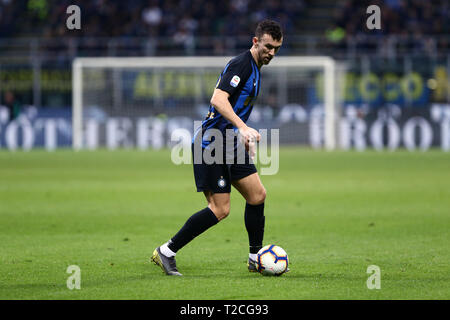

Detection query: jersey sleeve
xmin=216 ymin=57 xmax=252 ymax=96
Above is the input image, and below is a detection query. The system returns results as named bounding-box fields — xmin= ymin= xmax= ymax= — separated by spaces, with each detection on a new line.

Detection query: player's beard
xmin=263 ymin=56 xmax=272 ymax=64
xmin=254 ymin=45 xmax=273 ymax=66
xmin=260 ymin=51 xmax=272 ymax=65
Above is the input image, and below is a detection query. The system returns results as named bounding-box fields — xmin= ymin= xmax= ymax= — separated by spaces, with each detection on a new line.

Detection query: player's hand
xmin=238 ymin=126 xmax=261 ymax=143
xmin=246 ymin=138 xmax=257 ymax=160
xmin=238 ymin=126 xmax=260 ymax=159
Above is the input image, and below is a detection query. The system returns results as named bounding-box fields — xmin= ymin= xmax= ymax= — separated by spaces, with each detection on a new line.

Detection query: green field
xmin=0 ymin=148 xmax=449 ymax=300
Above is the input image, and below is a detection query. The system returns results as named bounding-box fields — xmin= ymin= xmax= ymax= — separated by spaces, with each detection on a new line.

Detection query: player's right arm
xmin=210 ymin=88 xmax=261 ymax=144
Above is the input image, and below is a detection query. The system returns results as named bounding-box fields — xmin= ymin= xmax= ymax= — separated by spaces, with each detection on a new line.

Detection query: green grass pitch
xmin=0 ymin=148 xmax=449 ymax=299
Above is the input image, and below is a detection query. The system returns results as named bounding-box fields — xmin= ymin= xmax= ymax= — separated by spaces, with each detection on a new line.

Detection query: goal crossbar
xmin=72 ymin=56 xmax=336 ymax=150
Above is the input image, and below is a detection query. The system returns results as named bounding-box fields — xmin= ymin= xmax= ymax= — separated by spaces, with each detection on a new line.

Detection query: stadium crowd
xmin=329 ymin=0 xmax=449 ymax=54
xmin=0 ymin=0 xmax=305 ymax=38
xmin=336 ymin=0 xmax=448 ymax=36
xmin=2 ymin=0 xmax=447 ymax=38
xmin=1 ymin=0 xmax=448 ymax=56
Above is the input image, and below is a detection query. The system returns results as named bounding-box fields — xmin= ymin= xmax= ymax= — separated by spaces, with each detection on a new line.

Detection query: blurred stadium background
xmin=0 ymin=0 xmax=449 ymax=151
xmin=1 ymin=0 xmax=450 ymax=301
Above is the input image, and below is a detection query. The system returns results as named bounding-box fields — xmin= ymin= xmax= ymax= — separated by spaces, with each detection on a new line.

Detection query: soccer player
xmin=152 ymin=20 xmax=283 ymax=276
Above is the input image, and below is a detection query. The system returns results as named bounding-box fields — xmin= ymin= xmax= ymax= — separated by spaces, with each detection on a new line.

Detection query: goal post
xmin=72 ymin=56 xmax=339 ymax=150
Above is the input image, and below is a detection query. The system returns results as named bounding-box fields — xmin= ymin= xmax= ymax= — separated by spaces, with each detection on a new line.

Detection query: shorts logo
xmin=218 ymin=177 xmax=226 ymax=188
xmin=230 ymin=75 xmax=240 ymax=87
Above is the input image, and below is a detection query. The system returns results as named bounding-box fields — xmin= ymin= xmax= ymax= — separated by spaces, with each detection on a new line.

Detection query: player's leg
xmin=204 ymin=190 xmax=231 ymax=221
xmin=232 ymin=172 xmax=266 ymax=205
xmin=167 ymin=191 xmax=230 ymax=254
xmin=152 ymin=152 xmax=232 ymax=276
xmin=152 ymin=191 xmax=229 ymax=276
xmin=232 ymin=172 xmax=266 ymax=271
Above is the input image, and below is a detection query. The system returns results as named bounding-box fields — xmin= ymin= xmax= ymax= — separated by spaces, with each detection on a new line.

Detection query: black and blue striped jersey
xmin=193 ymin=50 xmax=261 ymax=148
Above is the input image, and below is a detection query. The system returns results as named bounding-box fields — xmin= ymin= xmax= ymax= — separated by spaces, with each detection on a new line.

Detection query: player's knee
xmin=216 ymin=206 xmax=230 ymax=221
xmin=260 ymin=187 xmax=267 ymax=203
xmin=248 ymin=187 xmax=266 ymax=205
xmin=210 ymin=204 xmax=230 ymax=221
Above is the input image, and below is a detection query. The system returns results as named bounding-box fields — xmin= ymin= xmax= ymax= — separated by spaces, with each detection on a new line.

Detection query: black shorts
xmin=192 ymin=144 xmax=257 ymax=193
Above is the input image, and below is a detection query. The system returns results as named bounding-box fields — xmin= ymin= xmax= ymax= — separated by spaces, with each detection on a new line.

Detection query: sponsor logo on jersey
xmin=230 ymin=75 xmax=240 ymax=87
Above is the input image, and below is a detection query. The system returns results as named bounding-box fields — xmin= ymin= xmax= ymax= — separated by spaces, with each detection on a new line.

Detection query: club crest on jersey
xmin=230 ymin=75 xmax=240 ymax=87
xmin=218 ymin=177 xmax=226 ymax=188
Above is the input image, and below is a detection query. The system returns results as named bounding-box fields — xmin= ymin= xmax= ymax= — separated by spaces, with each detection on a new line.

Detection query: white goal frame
xmin=72 ymin=56 xmax=337 ymax=150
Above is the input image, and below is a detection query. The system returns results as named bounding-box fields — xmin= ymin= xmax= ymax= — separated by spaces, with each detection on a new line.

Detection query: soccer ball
xmin=256 ymin=245 xmax=289 ymax=276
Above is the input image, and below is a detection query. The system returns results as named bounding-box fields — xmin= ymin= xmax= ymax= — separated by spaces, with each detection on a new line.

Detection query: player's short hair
xmin=255 ymin=20 xmax=283 ymax=41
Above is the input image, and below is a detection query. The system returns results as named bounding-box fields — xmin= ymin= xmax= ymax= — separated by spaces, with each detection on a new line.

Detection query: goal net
xmin=72 ymin=56 xmax=340 ymax=150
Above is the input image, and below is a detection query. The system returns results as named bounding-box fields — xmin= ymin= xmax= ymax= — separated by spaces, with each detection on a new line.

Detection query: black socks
xmin=244 ymin=202 xmax=265 ymax=254
xmin=167 ymin=202 xmax=265 ymax=255
xmin=168 ymin=207 xmax=219 ymax=253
